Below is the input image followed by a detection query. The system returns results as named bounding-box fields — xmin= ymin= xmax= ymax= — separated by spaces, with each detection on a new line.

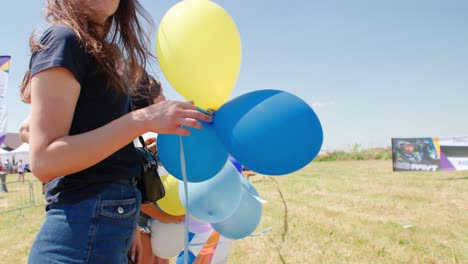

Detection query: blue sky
xmin=1 ymin=0 xmax=467 ymax=150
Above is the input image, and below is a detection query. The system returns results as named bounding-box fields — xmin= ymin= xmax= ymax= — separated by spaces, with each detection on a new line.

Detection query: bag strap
xmin=138 ymin=136 xmax=146 ymax=148
xmin=129 ymin=94 xmax=148 ymax=149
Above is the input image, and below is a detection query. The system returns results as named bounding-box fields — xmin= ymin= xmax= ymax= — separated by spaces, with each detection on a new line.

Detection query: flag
xmin=0 ymin=56 xmax=10 ymax=145
xmin=193 ymin=231 xmax=221 ymax=264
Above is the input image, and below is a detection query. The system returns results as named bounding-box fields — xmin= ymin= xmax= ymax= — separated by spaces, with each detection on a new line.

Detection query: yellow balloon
xmin=157 ymin=0 xmax=242 ymax=110
xmin=157 ymin=175 xmax=186 ymax=216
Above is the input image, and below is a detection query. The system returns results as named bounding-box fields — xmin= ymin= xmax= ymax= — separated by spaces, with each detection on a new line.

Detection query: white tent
xmin=11 ymin=143 xmax=29 ymax=153
xmin=9 ymin=143 xmax=29 ymax=165
xmin=0 ymin=148 xmax=11 ymax=163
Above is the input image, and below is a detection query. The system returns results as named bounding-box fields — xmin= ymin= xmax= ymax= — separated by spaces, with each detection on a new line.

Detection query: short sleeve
xmin=30 ymin=24 xmax=87 ymax=85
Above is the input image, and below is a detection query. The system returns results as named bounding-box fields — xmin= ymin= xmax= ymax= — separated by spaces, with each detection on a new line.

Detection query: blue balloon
xmin=228 ymin=156 xmax=243 ymax=173
xmin=158 ymin=121 xmax=228 ymax=182
xmin=214 ymin=90 xmax=323 ymax=175
xmin=211 ymin=176 xmax=262 ymax=239
xmin=179 ymin=161 xmax=242 ymax=223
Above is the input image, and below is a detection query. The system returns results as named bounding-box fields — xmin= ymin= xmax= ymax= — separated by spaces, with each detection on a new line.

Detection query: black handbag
xmin=135 ymin=136 xmax=165 ymax=203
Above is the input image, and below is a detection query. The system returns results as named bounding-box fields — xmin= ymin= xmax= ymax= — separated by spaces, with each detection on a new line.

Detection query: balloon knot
xmin=197 ymin=107 xmax=215 ymax=117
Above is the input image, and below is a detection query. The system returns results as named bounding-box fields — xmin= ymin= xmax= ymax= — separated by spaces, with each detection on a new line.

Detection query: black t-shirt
xmin=30 ymin=24 xmax=141 ymax=204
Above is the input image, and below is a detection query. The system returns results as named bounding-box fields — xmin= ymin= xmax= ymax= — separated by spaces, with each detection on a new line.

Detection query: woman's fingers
xmin=173 ymin=126 xmax=191 ymax=136
xmin=178 ymin=118 xmax=202 ymax=130
xmin=180 ymin=109 xmax=212 ymax=124
xmin=175 ymin=109 xmax=212 ymax=131
xmin=179 ymin=101 xmax=196 ymax=109
xmin=144 ymin=101 xmax=212 ymax=135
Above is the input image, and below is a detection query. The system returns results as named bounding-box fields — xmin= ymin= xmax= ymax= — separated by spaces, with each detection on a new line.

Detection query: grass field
xmin=1 ymin=160 xmax=467 ymax=263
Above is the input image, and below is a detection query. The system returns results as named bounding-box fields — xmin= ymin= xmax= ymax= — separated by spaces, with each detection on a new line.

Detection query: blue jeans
xmin=28 ymin=182 xmax=141 ymax=264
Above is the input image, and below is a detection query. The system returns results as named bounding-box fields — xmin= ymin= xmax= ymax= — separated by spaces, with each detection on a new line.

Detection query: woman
xmin=20 ymin=1 xmax=211 ymax=263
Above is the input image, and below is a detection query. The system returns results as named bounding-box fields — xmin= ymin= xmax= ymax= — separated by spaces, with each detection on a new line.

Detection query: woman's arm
xmin=29 ymin=67 xmax=210 ymax=182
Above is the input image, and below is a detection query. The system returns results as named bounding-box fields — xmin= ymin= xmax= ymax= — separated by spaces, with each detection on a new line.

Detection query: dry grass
xmin=0 ymin=173 xmax=45 ymax=264
xmin=229 ymin=160 xmax=467 ymax=264
xmin=1 ymin=161 xmax=467 ymax=263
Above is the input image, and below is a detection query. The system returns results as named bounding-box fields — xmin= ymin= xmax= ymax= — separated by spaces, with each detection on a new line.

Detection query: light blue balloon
xmin=157 ymin=121 xmax=228 ymax=182
xmin=179 ymin=161 xmax=242 ymax=223
xmin=214 ymin=89 xmax=323 ymax=175
xmin=211 ymin=176 xmax=262 ymax=239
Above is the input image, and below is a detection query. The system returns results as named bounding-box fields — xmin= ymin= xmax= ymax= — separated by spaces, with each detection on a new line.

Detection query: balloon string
xmin=180 ymin=136 xmax=189 ymax=264
xmin=240 ymin=183 xmax=267 ymax=204
xmin=249 ymin=226 xmax=273 ymax=237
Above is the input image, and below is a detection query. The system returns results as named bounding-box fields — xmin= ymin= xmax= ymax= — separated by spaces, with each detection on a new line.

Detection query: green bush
xmin=315 ymin=145 xmax=392 ymax=162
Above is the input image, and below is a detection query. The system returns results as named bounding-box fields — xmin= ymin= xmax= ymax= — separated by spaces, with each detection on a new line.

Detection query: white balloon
xmin=151 ymin=220 xmax=185 ymax=259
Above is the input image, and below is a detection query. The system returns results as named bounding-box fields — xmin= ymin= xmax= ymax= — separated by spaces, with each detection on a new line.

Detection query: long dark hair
xmin=131 ymin=73 xmax=162 ymax=110
xmin=20 ymin=0 xmax=155 ymax=103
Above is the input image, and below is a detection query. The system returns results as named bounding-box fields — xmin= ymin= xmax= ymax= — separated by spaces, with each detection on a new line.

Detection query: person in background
xmin=0 ymin=158 xmax=7 ymax=193
xmin=17 ymin=159 xmax=25 ymax=182
xmin=19 ymin=116 xmax=30 ymax=144
xmin=4 ymin=159 xmax=12 ymax=174
xmin=139 ymin=137 xmax=185 ymax=264
xmin=19 ymin=1 xmax=211 ymax=263
xmin=132 ymin=73 xmax=185 ymax=264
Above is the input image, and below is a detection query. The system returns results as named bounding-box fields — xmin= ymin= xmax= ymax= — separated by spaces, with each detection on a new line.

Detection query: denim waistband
xmin=115 ymin=176 xmax=138 ymax=186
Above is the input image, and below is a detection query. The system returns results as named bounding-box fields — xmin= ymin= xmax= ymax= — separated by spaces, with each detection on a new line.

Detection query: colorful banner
xmin=392 ymin=136 xmax=468 ymax=171
xmin=0 ymin=56 xmax=10 ymax=145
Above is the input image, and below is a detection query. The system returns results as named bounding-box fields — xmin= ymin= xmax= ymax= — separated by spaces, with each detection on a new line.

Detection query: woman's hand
xmin=19 ymin=116 xmax=31 ymax=143
xmin=134 ymin=100 xmax=212 ymax=136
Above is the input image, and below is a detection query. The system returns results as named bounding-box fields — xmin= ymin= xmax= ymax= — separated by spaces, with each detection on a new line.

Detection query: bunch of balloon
xmin=157 ymin=0 xmax=323 ymax=180
xmin=155 ymin=0 xmax=323 ymax=247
